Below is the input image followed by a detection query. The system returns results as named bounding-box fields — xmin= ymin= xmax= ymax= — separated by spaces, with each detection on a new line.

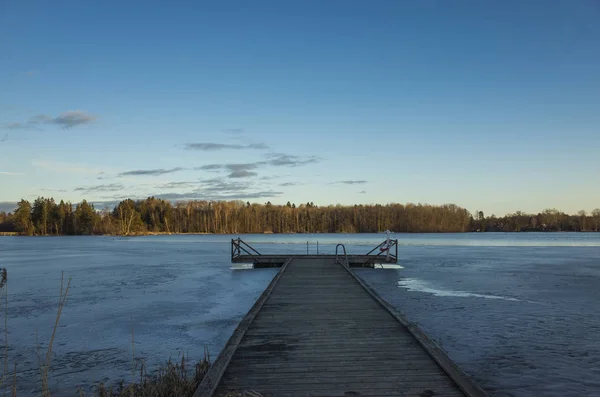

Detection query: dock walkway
xmin=195 ymin=255 xmax=487 ymax=397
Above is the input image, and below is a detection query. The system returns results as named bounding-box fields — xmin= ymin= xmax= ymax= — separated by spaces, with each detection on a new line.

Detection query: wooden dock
xmin=194 ymin=241 xmax=487 ymax=397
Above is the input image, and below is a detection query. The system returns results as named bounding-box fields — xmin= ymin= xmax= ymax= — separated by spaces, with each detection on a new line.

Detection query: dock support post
xmin=306 ymin=241 xmax=309 ymax=254
xmin=317 ymin=241 xmax=319 ymax=255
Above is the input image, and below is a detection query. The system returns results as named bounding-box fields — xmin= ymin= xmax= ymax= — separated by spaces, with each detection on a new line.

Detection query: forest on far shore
xmin=0 ymin=196 xmax=599 ymax=236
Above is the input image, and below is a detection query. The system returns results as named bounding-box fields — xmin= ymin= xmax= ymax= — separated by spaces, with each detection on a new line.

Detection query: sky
xmin=1 ymin=0 xmax=599 ymax=216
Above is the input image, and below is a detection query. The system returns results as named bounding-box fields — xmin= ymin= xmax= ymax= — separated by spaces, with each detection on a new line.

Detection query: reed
xmin=39 ymin=272 xmax=71 ymax=396
xmin=90 ymin=351 xmax=210 ymax=397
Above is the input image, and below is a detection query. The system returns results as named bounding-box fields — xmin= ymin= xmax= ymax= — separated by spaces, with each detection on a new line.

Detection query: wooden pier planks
xmin=195 ymin=258 xmax=487 ymax=397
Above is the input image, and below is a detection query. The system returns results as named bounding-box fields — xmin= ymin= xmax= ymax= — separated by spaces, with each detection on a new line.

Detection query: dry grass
xmin=89 ymin=352 xmax=210 ymax=397
xmin=39 ymin=271 xmax=71 ymax=397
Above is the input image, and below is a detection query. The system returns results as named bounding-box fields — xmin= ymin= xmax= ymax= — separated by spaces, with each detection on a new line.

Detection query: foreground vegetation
xmin=0 ymin=269 xmax=256 ymax=397
xmin=87 ymin=354 xmax=209 ymax=397
xmin=0 ymin=196 xmax=599 ymax=235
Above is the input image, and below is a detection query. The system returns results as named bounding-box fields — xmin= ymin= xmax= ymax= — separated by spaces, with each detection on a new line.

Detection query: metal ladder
xmin=335 ymin=243 xmax=349 ymax=268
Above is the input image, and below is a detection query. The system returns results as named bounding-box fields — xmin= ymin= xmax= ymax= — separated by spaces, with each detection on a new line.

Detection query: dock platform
xmin=194 ymin=240 xmax=487 ymax=397
xmin=231 ymin=238 xmax=399 ymax=267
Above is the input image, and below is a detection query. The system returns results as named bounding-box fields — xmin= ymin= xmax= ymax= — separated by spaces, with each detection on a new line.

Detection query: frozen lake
xmin=1 ymin=233 xmax=599 ymax=396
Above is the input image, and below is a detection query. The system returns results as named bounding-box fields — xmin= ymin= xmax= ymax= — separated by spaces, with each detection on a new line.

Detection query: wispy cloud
xmin=194 ymin=153 xmax=321 ymax=178
xmin=206 ymin=191 xmax=281 ymax=200
xmin=196 ymin=164 xmax=223 ymax=170
xmin=118 ymin=167 xmax=184 ymax=177
xmin=199 ymin=178 xmax=251 ymax=194
xmin=38 ymin=188 xmax=68 ymax=193
xmin=156 ymin=181 xmax=198 ymax=189
xmin=44 ymin=111 xmax=96 ymax=128
xmin=279 ymin=182 xmax=299 ymax=187
xmin=4 ymin=122 xmax=28 ymax=130
xmin=224 ymin=128 xmax=244 ymax=135
xmin=4 ymin=110 xmax=96 ymax=130
xmin=228 ymin=170 xmax=258 ymax=178
xmin=226 ymin=163 xmax=261 ymax=172
xmin=30 ymin=115 xmax=52 ymax=124
xmin=98 ymin=176 xmax=282 ymax=204
xmin=74 ymin=183 xmax=125 ymax=194
xmin=184 ymin=142 xmax=269 ymax=151
xmin=89 ymin=175 xmax=284 ymax=208
xmin=151 ymin=190 xmax=281 ymax=201
xmin=195 ymin=161 xmax=264 ymax=172
xmin=264 ymin=153 xmax=322 ymax=167
xmin=358 ymin=190 xmax=367 ymax=194
xmin=32 ymin=159 xmax=103 ymax=175
xmin=333 ymin=180 xmax=368 ymax=185
xmin=0 ymin=171 xmax=23 ymax=176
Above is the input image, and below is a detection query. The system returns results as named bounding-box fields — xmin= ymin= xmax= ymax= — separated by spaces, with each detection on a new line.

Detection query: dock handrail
xmin=365 ymin=239 xmax=398 ymax=262
xmin=231 ymin=238 xmax=262 ymax=263
xmin=335 ymin=244 xmax=349 ymax=269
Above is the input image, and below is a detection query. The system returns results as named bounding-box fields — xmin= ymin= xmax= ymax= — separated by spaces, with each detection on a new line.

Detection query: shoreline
xmin=1 ymin=230 xmax=599 ymax=237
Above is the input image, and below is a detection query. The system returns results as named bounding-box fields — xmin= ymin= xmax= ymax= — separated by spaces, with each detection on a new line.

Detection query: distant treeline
xmin=0 ymin=197 xmax=599 ymax=235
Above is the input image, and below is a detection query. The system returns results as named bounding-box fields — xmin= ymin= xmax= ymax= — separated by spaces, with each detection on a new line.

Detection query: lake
xmin=1 ymin=233 xmax=599 ymax=396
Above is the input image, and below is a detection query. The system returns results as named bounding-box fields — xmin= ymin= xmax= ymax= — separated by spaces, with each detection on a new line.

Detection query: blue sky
xmin=1 ymin=0 xmax=599 ymax=215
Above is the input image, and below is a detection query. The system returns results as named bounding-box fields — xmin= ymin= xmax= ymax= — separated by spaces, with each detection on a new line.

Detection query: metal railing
xmin=305 ymin=241 xmax=320 ymax=255
xmin=231 ymin=238 xmax=262 ymax=263
xmin=335 ymin=243 xmax=349 ymax=269
xmin=365 ymin=238 xmax=398 ymax=262
xmin=231 ymin=237 xmax=398 ymax=265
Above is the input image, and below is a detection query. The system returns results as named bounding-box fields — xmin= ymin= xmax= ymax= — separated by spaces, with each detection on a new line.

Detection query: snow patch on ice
xmin=230 ymin=263 xmax=254 ymax=270
xmin=374 ymin=263 xmax=404 ymax=269
xmin=398 ymin=278 xmax=520 ymax=301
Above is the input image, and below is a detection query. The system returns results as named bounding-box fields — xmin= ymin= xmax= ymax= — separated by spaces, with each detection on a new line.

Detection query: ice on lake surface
xmin=1 ymin=233 xmax=599 ymax=396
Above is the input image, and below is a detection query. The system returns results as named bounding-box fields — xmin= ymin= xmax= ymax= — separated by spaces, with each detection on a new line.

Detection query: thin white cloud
xmin=38 ymin=188 xmax=68 ymax=193
xmin=156 ymin=181 xmax=198 ymax=189
xmin=0 ymin=171 xmax=23 ymax=176
xmin=185 ymin=142 xmax=268 ymax=151
xmin=32 ymin=159 xmax=104 ymax=175
xmin=74 ymin=183 xmax=125 ymax=194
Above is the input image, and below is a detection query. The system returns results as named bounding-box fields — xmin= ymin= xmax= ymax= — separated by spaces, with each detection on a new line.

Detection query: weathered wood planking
xmin=233 ymin=254 xmax=397 ymax=267
xmin=194 ymin=258 xmax=487 ymax=397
